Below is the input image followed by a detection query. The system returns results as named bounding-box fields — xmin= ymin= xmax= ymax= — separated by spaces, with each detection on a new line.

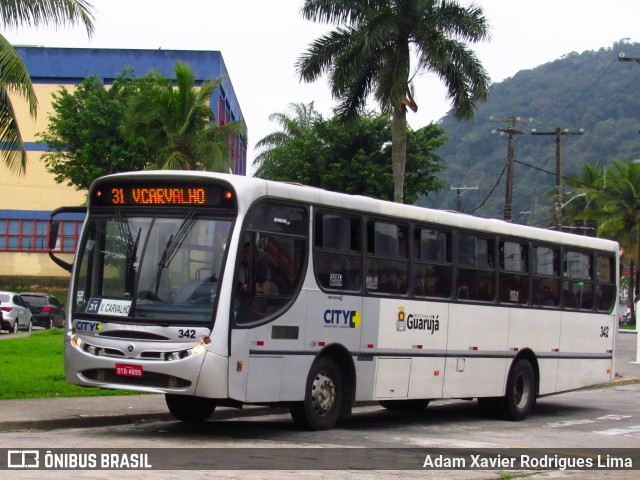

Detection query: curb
xmin=0 ymin=405 xmax=284 ymax=433
xmin=2 ymin=379 xmax=639 ymax=433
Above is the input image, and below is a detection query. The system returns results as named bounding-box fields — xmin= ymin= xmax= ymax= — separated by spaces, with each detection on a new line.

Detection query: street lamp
xmin=561 ymin=192 xmax=586 ymax=209
xmin=554 ymin=193 xmax=586 ymax=230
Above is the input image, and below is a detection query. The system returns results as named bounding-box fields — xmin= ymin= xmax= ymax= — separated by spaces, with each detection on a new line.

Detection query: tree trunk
xmin=391 ymin=105 xmax=408 ymax=203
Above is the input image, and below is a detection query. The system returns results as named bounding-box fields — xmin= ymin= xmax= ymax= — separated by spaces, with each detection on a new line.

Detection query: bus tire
xmin=504 ymin=359 xmax=536 ymax=421
xmin=290 ymin=356 xmax=342 ymax=430
xmin=165 ymin=394 xmax=216 ymax=423
xmin=379 ymin=399 xmax=430 ymax=411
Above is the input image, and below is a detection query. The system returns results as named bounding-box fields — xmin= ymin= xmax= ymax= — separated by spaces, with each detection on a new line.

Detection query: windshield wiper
xmin=154 ymin=212 xmax=196 ymax=296
xmin=114 ymin=210 xmax=142 ymax=299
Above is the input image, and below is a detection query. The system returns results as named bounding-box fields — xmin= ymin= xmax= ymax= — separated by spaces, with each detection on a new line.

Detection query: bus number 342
xmin=178 ymin=329 xmax=196 ymax=339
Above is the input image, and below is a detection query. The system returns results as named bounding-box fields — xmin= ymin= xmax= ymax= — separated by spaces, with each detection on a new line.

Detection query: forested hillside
xmin=425 ymin=40 xmax=640 ymax=226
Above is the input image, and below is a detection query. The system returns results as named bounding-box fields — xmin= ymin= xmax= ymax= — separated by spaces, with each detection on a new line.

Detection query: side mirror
xmin=48 ymin=206 xmax=87 ymax=273
xmin=49 ymin=220 xmax=59 ymax=250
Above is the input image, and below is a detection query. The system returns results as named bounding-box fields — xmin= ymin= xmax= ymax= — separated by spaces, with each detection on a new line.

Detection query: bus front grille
xmin=81 ymin=369 xmax=191 ymax=389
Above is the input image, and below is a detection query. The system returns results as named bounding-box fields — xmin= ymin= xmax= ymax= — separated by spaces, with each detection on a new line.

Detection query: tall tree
xmin=254 ymin=102 xmax=324 ymax=185
xmin=569 ymin=160 xmax=640 ymax=324
xmin=39 ymin=70 xmax=155 ymax=190
xmin=297 ymin=0 xmax=490 ymax=203
xmin=254 ymin=107 xmax=446 ymax=203
xmin=122 ymin=62 xmax=245 ymax=171
xmin=0 ymin=0 xmax=95 ymax=174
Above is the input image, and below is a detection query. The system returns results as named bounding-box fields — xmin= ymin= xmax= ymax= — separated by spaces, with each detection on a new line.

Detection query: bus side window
xmin=531 ymin=245 xmax=560 ymax=307
xmin=456 ymin=233 xmax=494 ymax=302
xmin=596 ymin=254 xmax=616 ymax=312
xmin=235 ymin=201 xmax=308 ymax=325
xmin=413 ymin=227 xmax=452 ymax=299
xmin=314 ymin=212 xmax=363 ymax=292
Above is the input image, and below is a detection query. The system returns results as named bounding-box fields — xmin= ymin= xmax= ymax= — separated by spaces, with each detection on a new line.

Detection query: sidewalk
xmin=0 ymin=331 xmax=638 ymax=433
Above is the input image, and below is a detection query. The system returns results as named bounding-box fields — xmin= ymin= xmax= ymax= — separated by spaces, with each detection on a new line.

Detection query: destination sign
xmin=91 ymin=180 xmax=236 ymax=209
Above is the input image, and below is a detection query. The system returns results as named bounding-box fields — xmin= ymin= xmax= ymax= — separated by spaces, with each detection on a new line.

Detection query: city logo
xmin=323 ymin=309 xmax=362 ymax=329
xmin=75 ymin=320 xmax=102 ymax=332
xmin=397 ymin=307 xmax=440 ymax=335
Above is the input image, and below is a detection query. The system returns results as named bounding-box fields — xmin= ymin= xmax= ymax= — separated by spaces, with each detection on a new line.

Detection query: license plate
xmin=115 ymin=363 xmax=143 ymax=377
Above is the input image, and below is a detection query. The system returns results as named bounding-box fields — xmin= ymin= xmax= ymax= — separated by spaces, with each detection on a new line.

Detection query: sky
xmin=5 ymin=0 xmax=640 ymax=174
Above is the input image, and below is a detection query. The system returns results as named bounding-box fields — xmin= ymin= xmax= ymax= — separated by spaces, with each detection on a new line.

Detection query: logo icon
xmin=8 ymin=450 xmax=39 ymax=469
xmin=396 ymin=306 xmax=406 ymax=331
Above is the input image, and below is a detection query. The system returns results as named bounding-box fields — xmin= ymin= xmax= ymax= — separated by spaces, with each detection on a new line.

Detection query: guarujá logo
xmin=397 ymin=306 xmax=440 ymax=334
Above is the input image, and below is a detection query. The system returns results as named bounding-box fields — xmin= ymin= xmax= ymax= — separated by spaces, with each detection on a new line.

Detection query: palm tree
xmin=0 ymin=0 xmax=95 ymax=174
xmin=570 ymin=160 xmax=640 ymax=324
xmin=253 ymin=102 xmax=324 ymax=182
xmin=297 ymin=0 xmax=490 ymax=203
xmin=122 ymin=62 xmax=245 ymax=171
xmin=254 ymin=101 xmax=321 ymax=166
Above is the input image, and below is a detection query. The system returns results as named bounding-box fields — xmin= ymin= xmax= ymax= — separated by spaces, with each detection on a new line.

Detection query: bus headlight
xmin=191 ymin=343 xmax=206 ymax=356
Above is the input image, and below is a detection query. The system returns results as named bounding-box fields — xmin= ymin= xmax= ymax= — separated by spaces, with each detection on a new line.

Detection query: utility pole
xmin=450 ymin=186 xmax=478 ymax=212
xmin=531 ymin=127 xmax=584 ymax=230
xmin=491 ymin=116 xmax=530 ymax=222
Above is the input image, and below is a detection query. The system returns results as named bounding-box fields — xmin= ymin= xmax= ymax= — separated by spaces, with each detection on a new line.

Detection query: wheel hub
xmin=311 ymin=371 xmax=336 ymax=415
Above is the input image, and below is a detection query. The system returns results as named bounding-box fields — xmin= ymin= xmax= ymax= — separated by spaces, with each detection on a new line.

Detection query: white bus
xmin=51 ymin=171 xmax=619 ymax=430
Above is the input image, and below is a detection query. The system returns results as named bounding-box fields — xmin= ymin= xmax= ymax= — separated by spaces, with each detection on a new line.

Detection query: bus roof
xmin=93 ymin=170 xmax=619 ymax=253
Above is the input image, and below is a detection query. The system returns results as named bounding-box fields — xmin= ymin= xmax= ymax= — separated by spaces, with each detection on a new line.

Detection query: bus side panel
xmin=228 ymin=328 xmax=250 ymax=402
xmin=556 ymin=311 xmax=615 ymax=391
xmin=231 ymin=291 xmax=312 ymax=403
xmin=372 ymin=299 xmax=447 ymax=400
xmin=443 ymin=304 xmax=509 ymax=398
xmin=507 ymin=308 xmax=561 ymax=395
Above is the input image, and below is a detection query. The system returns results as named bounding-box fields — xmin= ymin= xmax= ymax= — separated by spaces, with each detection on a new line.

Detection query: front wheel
xmin=290 ymin=356 xmax=343 ymax=430
xmin=165 ymin=394 xmax=217 ymax=423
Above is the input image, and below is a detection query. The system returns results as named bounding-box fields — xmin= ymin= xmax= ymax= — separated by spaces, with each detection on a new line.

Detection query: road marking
xmin=546 ymin=414 xmax=632 ymax=428
xmin=593 ymin=425 xmax=640 ymax=436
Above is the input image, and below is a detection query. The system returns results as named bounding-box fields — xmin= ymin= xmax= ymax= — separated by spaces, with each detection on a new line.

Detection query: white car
xmin=0 ymin=291 xmax=33 ymax=333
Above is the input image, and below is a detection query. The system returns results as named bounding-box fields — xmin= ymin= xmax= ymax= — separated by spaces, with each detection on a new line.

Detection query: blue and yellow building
xmin=0 ymin=47 xmax=245 ymax=280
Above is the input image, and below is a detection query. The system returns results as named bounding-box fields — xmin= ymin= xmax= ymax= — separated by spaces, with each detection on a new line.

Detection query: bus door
xmin=229 ymin=200 xmax=309 ymax=403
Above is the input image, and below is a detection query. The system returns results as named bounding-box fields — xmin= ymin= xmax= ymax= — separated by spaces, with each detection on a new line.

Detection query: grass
xmin=0 ymin=328 xmax=139 ymax=400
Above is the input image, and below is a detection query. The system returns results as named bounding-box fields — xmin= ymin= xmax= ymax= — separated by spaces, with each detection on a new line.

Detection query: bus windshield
xmin=72 ymin=211 xmax=231 ymax=323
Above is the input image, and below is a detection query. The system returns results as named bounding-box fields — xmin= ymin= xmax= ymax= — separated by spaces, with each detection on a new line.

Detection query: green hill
xmin=424 ymin=39 xmax=640 ymax=226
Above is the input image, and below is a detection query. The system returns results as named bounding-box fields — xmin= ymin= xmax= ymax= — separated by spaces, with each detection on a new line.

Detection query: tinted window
xmin=596 ymin=254 xmax=616 ymax=312
xmin=413 ymin=227 xmax=452 ymax=298
xmin=456 ymin=233 xmax=495 ymax=301
xmin=499 ymin=241 xmax=529 ymax=304
xmin=532 ymin=245 xmax=560 ymax=307
xmin=314 ymin=212 xmax=363 ymax=292
xmin=563 ymin=250 xmax=594 ymax=310
xmin=366 ymin=221 xmax=409 ymax=294
xmin=235 ymin=201 xmax=308 ymax=325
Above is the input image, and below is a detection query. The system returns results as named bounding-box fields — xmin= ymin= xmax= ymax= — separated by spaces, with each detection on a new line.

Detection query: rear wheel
xmin=165 ymin=394 xmax=217 ymax=422
xmin=47 ymin=318 xmax=53 ymax=329
xmin=290 ymin=356 xmax=343 ymax=430
xmin=379 ymin=399 xmax=430 ymax=411
xmin=480 ymin=359 xmax=536 ymax=420
xmin=11 ymin=320 xmax=18 ymax=334
xmin=505 ymin=359 xmax=536 ymax=421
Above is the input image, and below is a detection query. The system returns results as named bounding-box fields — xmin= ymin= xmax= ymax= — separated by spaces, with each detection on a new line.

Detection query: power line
xmin=471 ymin=163 xmax=506 ymax=214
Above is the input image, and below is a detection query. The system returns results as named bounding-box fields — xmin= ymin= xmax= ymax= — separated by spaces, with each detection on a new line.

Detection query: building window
xmin=0 ymin=218 xmax=82 ymax=253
